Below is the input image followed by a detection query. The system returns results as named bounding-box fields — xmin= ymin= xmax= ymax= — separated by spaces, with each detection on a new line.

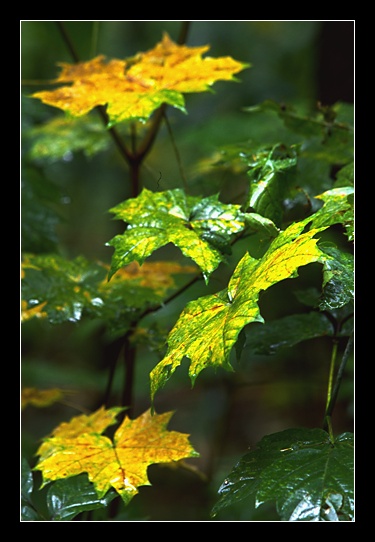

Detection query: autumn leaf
xmin=150 ymin=218 xmax=330 ymax=401
xmin=107 ymin=188 xmax=246 ymax=281
xmin=21 ymin=387 xmax=65 ymax=410
xmin=31 ymin=32 xmax=249 ymax=125
xmin=35 ymin=406 xmax=199 ymax=505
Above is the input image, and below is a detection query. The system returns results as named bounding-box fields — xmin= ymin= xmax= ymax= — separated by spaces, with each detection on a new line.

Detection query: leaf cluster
xmin=21 ymin=25 xmax=354 ymax=522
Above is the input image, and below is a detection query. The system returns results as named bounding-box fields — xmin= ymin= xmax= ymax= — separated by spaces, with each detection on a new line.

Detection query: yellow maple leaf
xmin=100 ymin=260 xmax=198 ymax=296
xmin=21 ymin=387 xmax=65 ymax=409
xmin=35 ymin=406 xmax=199 ymax=504
xmin=31 ymin=33 xmax=249 ymax=124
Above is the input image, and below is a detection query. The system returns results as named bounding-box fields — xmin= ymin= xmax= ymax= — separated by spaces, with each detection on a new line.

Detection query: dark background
xmin=21 ymin=21 xmax=354 ymax=521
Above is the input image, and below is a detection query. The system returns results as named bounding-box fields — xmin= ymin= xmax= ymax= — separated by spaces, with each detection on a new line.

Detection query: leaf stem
xmin=325 ymin=338 xmax=338 ymax=412
xmin=323 ymin=330 xmax=354 ymax=435
xmin=121 ymin=332 xmax=136 ymax=417
xmin=163 ymin=111 xmax=189 ymax=192
xmin=56 ymin=21 xmax=133 ymax=168
xmin=134 ymin=22 xmax=191 ymax=164
xmin=56 ymin=21 xmax=80 ymax=62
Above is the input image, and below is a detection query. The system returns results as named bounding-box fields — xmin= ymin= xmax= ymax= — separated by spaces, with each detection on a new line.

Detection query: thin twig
xmin=325 ymin=331 xmax=354 ymax=419
xmin=323 ymin=330 xmax=354 ymax=434
xmin=56 ymin=21 xmax=133 ymax=167
xmin=163 ymin=111 xmax=189 ymax=192
xmin=135 ymin=22 xmax=191 ymax=163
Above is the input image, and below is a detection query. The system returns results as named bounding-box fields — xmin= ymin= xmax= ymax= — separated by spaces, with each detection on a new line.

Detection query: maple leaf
xmin=150 ymin=218 xmax=330 ymax=401
xmin=31 ymin=32 xmax=249 ymax=125
xmin=35 ymin=406 xmax=199 ymax=505
xmin=107 ymin=188 xmax=246 ymax=282
xmin=21 ymin=253 xmax=197 ymax=333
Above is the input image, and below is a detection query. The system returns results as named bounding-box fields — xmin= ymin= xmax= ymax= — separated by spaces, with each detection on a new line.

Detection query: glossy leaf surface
xmin=242 ymin=312 xmax=335 ymax=356
xmin=319 ymin=246 xmax=354 ymax=310
xmin=150 ymin=217 xmax=328 ymax=400
xmin=21 ymin=458 xmax=43 ymax=521
xmin=21 ymin=254 xmax=196 ymax=334
xmin=107 ymin=188 xmax=246 ymax=281
xmin=212 ymin=428 xmax=354 ymax=521
xmin=312 ymin=186 xmax=354 ymax=241
xmin=35 ymin=407 xmax=198 ymax=505
xmin=31 ymin=33 xmax=248 ymax=125
xmin=46 ymin=474 xmax=117 ymax=521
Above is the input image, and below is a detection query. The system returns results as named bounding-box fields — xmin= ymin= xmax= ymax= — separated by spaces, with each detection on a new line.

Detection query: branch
xmin=323 ymin=330 xmax=354 ymax=434
xmin=56 ymin=21 xmax=133 ymax=167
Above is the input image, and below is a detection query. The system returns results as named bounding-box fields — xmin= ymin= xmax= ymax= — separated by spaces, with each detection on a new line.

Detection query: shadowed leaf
xmin=212 ymin=429 xmax=354 ymax=522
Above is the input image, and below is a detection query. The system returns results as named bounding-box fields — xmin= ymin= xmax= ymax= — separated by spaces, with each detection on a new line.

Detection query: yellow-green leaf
xmin=35 ymin=407 xmax=199 ymax=505
xmin=31 ymin=33 xmax=249 ymax=125
xmin=107 ymin=188 xmax=246 ymax=282
xmin=150 ymin=219 xmax=329 ymax=401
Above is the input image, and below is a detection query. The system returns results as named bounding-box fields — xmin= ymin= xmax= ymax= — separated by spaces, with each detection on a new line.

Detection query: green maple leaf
xmin=212 ymin=428 xmax=354 ymax=522
xmin=106 ymin=188 xmax=246 ymax=282
xmin=150 ymin=218 xmax=329 ymax=401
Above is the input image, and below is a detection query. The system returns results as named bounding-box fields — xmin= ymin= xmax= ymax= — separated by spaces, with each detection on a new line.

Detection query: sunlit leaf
xmin=35 ymin=407 xmax=199 ymax=505
xmin=212 ymin=429 xmax=354 ymax=522
xmin=150 ymin=217 xmax=329 ymax=401
xmin=311 ymin=187 xmax=354 ymax=241
xmin=31 ymin=33 xmax=249 ymax=125
xmin=107 ymin=188 xmax=246 ymax=281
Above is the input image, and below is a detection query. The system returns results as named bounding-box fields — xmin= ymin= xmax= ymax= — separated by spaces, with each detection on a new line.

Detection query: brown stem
xmin=56 ymin=21 xmax=134 ymax=168
xmin=121 ymin=332 xmax=137 ymax=417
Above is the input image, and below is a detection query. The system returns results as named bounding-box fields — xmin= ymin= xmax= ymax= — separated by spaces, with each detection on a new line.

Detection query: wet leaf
xmin=35 ymin=407 xmax=199 ymax=505
xmin=46 ymin=474 xmax=117 ymax=521
xmin=242 ymin=312 xmax=335 ymax=356
xmin=311 ymin=187 xmax=354 ymax=241
xmin=21 ymin=254 xmax=196 ymax=333
xmin=212 ymin=428 xmax=354 ymax=522
xmin=214 ymin=142 xmax=298 ymax=226
xmin=107 ymin=188 xmax=246 ymax=281
xmin=319 ymin=247 xmax=354 ymax=311
xmin=31 ymin=33 xmax=249 ymax=125
xmin=21 ymin=458 xmax=44 ymax=521
xmin=150 ymin=217 xmax=328 ymax=400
